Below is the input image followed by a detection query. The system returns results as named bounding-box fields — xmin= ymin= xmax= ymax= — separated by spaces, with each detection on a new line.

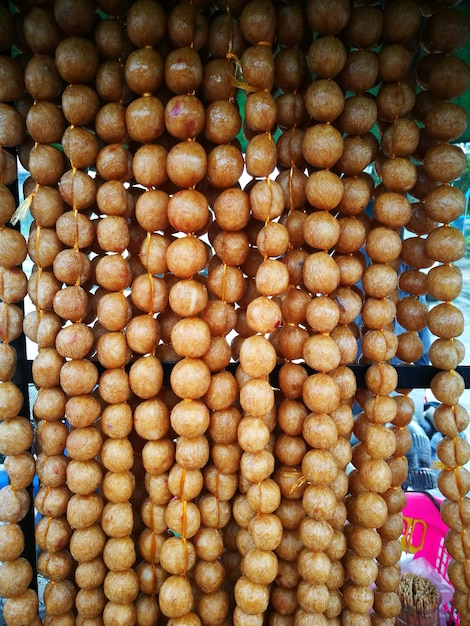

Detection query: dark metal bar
xmin=20 ymin=359 xmax=470 ymax=391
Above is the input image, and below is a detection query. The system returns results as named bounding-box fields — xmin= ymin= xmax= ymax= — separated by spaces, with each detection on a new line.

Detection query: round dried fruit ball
xmin=0 ymin=103 xmax=25 ymax=148
xmin=165 ymin=46 xmax=203 ymax=95
xmin=126 ymin=95 xmax=164 ymax=144
xmin=338 ymin=49 xmax=379 ymax=94
xmin=429 ymin=338 xmax=465 ymax=371
xmin=128 ymin=355 xmax=163 ymax=400
xmin=303 ymin=251 xmax=340 ymax=296
xmin=303 ymin=334 xmax=341 ymax=373
xmin=365 ymin=227 xmax=402 ymax=263
xmin=234 ymin=575 xmax=270 ymax=615
xmin=125 ymin=0 xmax=166 ymax=47
xmin=170 ymin=357 xmax=212 ymax=400
xmin=428 ymin=302 xmax=464 ymax=339
xmin=307 ymin=0 xmax=351 ymax=35
xmin=240 ymin=44 xmax=275 ymax=91
xmin=239 ymin=377 xmax=275 ymax=418
xmin=426 ymin=226 xmax=466 ymax=265
xmin=55 ymin=36 xmax=98 ymax=84
xmin=239 ymin=334 xmax=277 ymax=379
xmin=306 ymin=170 xmax=344 ymax=211
xmin=424 ymin=143 xmax=466 ymax=183
xmin=303 ymin=373 xmax=341 ymax=414
xmin=302 ymin=123 xmax=343 ymax=170
xmin=205 ymin=100 xmax=241 ymax=144
xmin=303 ymin=211 xmax=341 ymax=251
xmin=124 ymin=46 xmax=163 ymax=95
xmin=305 ymin=79 xmax=345 ymax=123
xmin=307 ymin=35 xmax=347 ymax=78
xmin=3 ymin=589 xmax=39 ymax=626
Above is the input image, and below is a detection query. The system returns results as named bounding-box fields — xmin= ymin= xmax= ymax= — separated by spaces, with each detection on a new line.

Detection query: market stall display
xmin=0 ymin=0 xmax=469 ymax=624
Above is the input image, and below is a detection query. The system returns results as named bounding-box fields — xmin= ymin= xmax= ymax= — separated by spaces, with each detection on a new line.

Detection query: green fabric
xmin=454 ymin=42 xmax=470 ymax=143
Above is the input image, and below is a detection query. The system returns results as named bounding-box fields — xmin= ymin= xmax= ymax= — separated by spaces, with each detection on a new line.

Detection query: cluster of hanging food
xmin=0 ymin=0 xmax=468 ymax=624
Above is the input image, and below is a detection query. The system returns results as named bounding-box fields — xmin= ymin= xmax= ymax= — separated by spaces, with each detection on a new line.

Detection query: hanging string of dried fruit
xmin=41 ymin=20 xmax=106 ymax=623
xmin=362 ymin=4 xmax=424 ymax=625
xmin=326 ymin=2 xmax=400 ymax=626
xmin=144 ymin=3 xmax=214 ymax=623
xmin=225 ymin=2 xmax=285 ymax=625
xmin=84 ymin=6 xmax=143 ymax=626
xmin=0 ymin=32 xmax=41 ymax=621
xmin=278 ymin=2 xmax=352 ymax=625
xmin=202 ymin=9 xmax=255 ymax=613
xmin=23 ymin=33 xmax=79 ymax=626
xmin=186 ymin=4 xmax=250 ymax=625
xmin=413 ymin=5 xmax=470 ymax=624
xmin=4 ymin=6 xmax=73 ymax=624
xmin=112 ymin=3 xmax=171 ymax=624
xmin=1 ymin=1 xmax=470 ymax=624
xmin=269 ymin=8 xmax=311 ymax=616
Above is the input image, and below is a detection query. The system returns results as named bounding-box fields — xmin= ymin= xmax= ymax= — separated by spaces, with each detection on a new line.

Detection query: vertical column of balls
xmin=202 ymin=3 xmax=246 ymax=370
xmin=345 ymin=228 xmax=402 ymax=626
xmin=226 ymin=11 xmax=277 ymax=361
xmin=331 ymin=27 xmax=376 ymax=295
xmin=271 ymin=5 xmax=309 ymax=368
xmin=0 ymin=182 xmax=40 ymax=624
xmin=156 ymin=356 xmax=212 ymax=623
xmin=269 ymin=397 xmax=308 ymax=626
xmin=47 ymin=30 xmax=103 ymax=625
xmin=358 ymin=24 xmax=423 ymax=618
xmin=227 ymin=3 xmax=281 ymax=625
xmin=304 ymin=273 xmax=358 ymax=626
xmin=155 ymin=7 xmax=212 ymax=622
xmin=239 ymin=19 xmax=290 ymax=348
xmin=206 ymin=385 xmax=244 ymax=618
xmin=415 ymin=8 xmax=470 ymax=624
xmin=93 ymin=29 xmax=161 ymax=611
xmin=371 ymin=392 xmax=414 ymax=626
xmin=94 ymin=201 xmax=140 ymax=622
xmin=232 ymin=361 xmax=279 ymax=625
xmin=119 ymin=4 xmax=170 ymax=624
xmin=321 ymin=375 xmax=357 ymax=626
xmin=21 ymin=33 xmax=72 ymax=604
xmin=0 ymin=25 xmax=38 ymax=624
xmin=205 ymin=51 xmax=250 ymax=365
xmin=27 ymin=122 xmax=80 ymax=626
xmin=374 ymin=30 xmax=421 ymax=372
xmin=94 ymin=8 xmax=160 ymax=626
xmin=274 ymin=2 xmax=311 ymax=384
xmin=318 ymin=33 xmax=371 ymax=369
xmin=272 ymin=361 xmax=317 ymax=620
xmin=347 ymin=232 xmax=403 ymax=626
xmin=94 ymin=148 xmax=139 ymax=626
xmin=294 ymin=5 xmax=348 ymax=625
xmin=195 ymin=371 xmax=240 ymax=625
xmin=160 ymin=4 xmax=210 ymax=361
xmin=58 ymin=37 xmax=115 ymax=626
xmin=20 ymin=25 xmax=73 ymax=618
xmin=297 ymin=301 xmax=348 ymax=626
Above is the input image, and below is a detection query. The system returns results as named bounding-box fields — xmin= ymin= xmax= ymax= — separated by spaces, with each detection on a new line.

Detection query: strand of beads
xmin=0 ymin=89 xmax=41 ymax=621
xmin=45 ymin=21 xmax=109 ymax=624
xmin=369 ymin=8 xmax=425 ymax=624
xmin=192 ymin=370 xmax=239 ymax=626
xmin=12 ymin=8 xmax=80 ymax=622
xmin=294 ymin=3 xmax=352 ymax=623
xmin=154 ymin=5 xmax=212 ymax=623
xmin=414 ymin=7 xmax=470 ymax=623
xmin=100 ymin=3 xmax=169 ymax=624
xmin=195 ymin=10 xmax=245 ymax=622
xmin=230 ymin=3 xmax=287 ymax=624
